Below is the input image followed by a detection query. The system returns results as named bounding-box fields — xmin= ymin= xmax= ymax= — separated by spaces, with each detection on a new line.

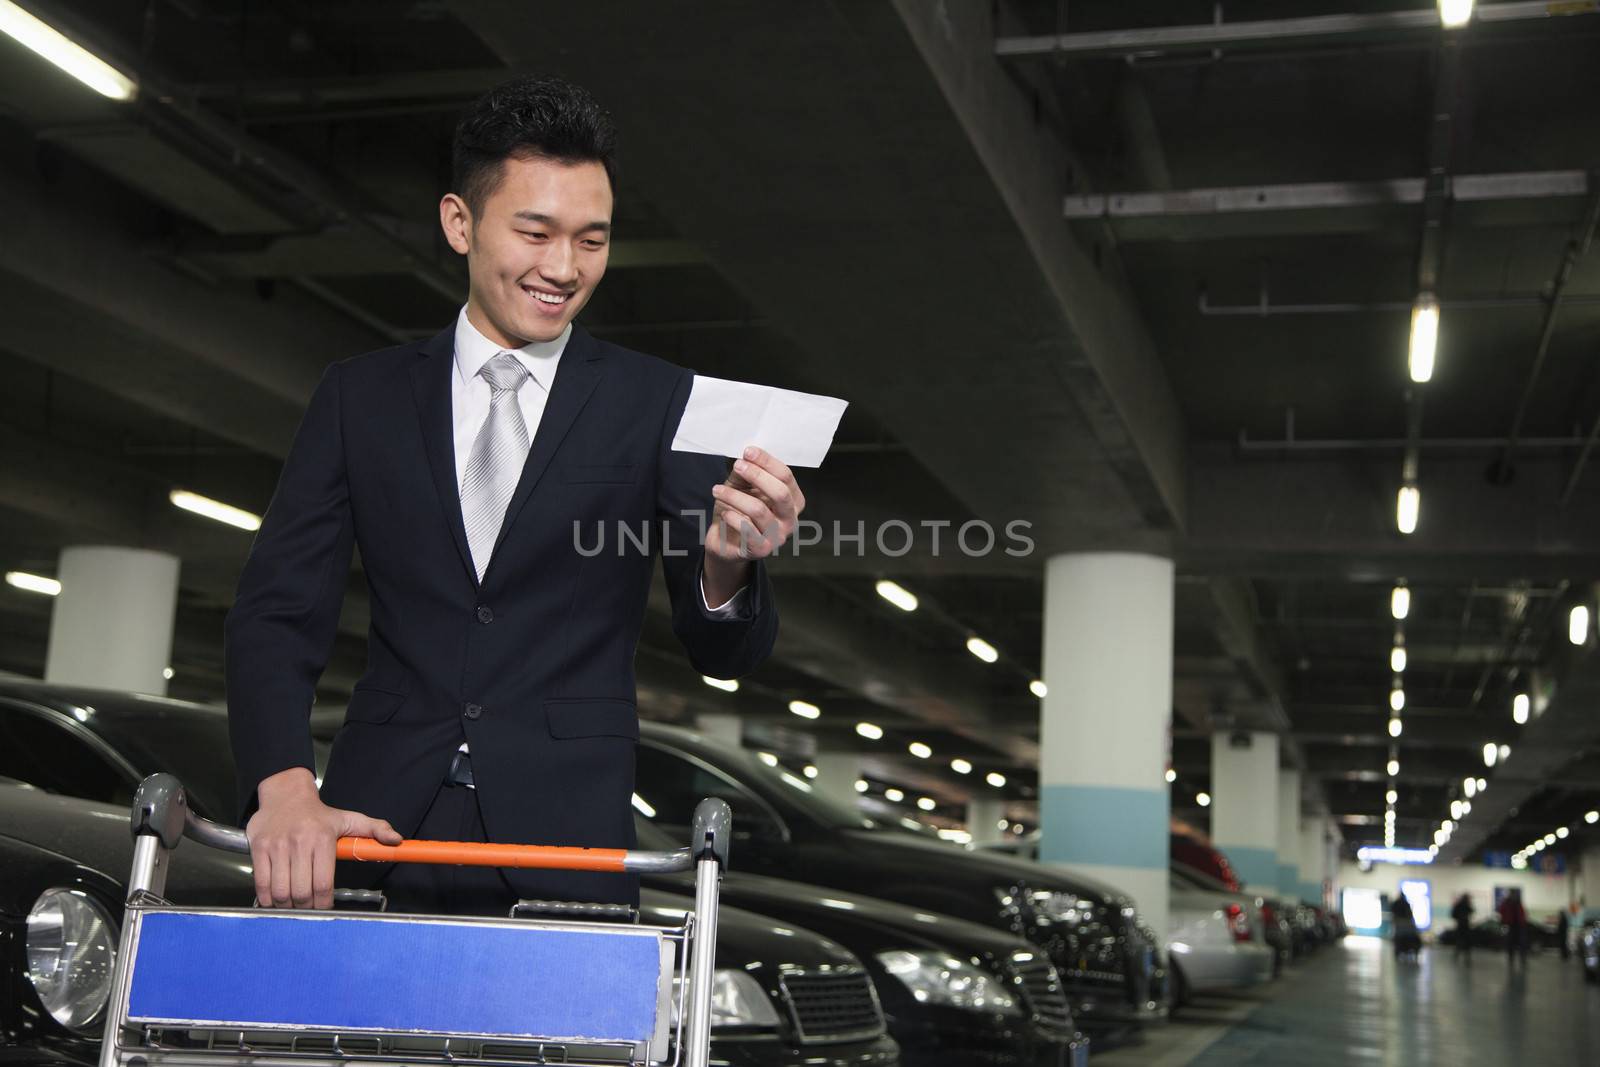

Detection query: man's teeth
xmin=524 ymin=287 xmax=568 ymax=304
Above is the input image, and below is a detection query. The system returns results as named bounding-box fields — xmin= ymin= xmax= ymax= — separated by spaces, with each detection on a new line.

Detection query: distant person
xmin=1451 ymin=893 xmax=1475 ymax=961
xmin=1392 ymin=892 xmax=1421 ymax=962
xmin=1497 ymin=889 xmax=1529 ymax=967
xmin=1556 ymin=907 xmax=1571 ymax=960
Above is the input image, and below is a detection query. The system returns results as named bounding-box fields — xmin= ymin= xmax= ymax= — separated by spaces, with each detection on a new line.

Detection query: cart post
xmin=100 ymin=773 xmax=188 ymax=1067
xmin=683 ymin=798 xmax=731 ymax=1067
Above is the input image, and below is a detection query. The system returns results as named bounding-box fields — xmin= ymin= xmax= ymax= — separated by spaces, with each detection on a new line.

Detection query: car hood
xmin=639 ymin=887 xmax=862 ymax=971
xmin=653 ymin=869 xmax=1036 ymax=959
xmin=839 ymin=827 xmax=1129 ymax=909
xmin=0 ymin=782 xmax=253 ymax=904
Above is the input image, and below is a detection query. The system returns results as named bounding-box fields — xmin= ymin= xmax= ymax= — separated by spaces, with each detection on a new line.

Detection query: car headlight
xmin=26 ymin=888 xmax=117 ymax=1031
xmin=876 ymin=950 xmax=1021 ymax=1015
xmin=673 ymin=969 xmax=782 ymax=1028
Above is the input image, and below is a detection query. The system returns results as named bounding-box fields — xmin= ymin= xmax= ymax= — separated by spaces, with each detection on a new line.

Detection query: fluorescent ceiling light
xmin=170 ymin=489 xmax=262 ymax=531
xmin=1408 ymin=293 xmax=1439 ymax=381
xmin=908 ymin=741 xmax=932 ymax=759
xmin=631 ymin=793 xmax=656 ymax=818
xmin=1512 ymin=693 xmax=1529 ymax=725
xmin=5 ymin=570 xmax=60 ymax=596
xmin=788 ymin=699 xmax=820 ymax=720
xmin=1586 ymin=811 xmax=1598 ymax=824
xmin=1570 ymin=604 xmax=1590 ymax=646
xmin=1391 ymin=646 xmax=1407 ymax=673
xmin=1390 ymin=688 xmax=1405 ymax=713
xmin=950 ymin=758 xmax=972 ymax=775
xmin=1396 ymin=485 xmax=1420 ymax=535
xmin=855 ymin=721 xmax=883 ymax=740
xmin=965 ymin=636 xmax=998 ymax=663
xmin=757 ymin=752 xmax=778 ymax=767
xmin=803 ymin=764 xmax=818 ymax=779
xmin=985 ymin=771 xmax=1006 ymax=788
xmin=884 ymin=787 xmax=904 ymax=803
xmin=1438 ymin=0 xmax=1474 ymax=29
xmin=874 ymin=579 xmax=918 ymax=612
xmin=702 ymin=675 xmax=739 ymax=693
xmin=1196 ymin=792 xmax=1211 ymax=807
xmin=0 ymin=1 xmax=137 ymax=100
xmin=1029 ymin=679 xmax=1048 ymax=698
xmin=1387 ymin=758 xmax=1400 ymax=776
xmin=1483 ymin=742 xmax=1498 ymax=767
xmin=916 ymin=797 xmax=936 ymax=812
xmin=1391 ymin=585 xmax=1410 ymax=620
xmin=1387 ymin=789 xmax=1399 ymax=805
xmin=1388 ymin=717 xmax=1403 ymax=738
xmin=1556 ymin=826 xmax=1569 ymax=839
xmin=854 ymin=779 xmax=868 ymax=793
xmin=1463 ymin=777 xmax=1476 ymax=798
xmin=1165 ymin=768 xmax=1177 ymax=783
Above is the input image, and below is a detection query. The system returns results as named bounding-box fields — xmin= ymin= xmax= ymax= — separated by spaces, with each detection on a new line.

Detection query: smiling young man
xmin=225 ymin=77 xmax=800 ymax=915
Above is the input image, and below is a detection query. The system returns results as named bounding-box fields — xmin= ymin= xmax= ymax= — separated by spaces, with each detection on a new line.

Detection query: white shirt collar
xmin=453 ymin=305 xmax=571 ymax=393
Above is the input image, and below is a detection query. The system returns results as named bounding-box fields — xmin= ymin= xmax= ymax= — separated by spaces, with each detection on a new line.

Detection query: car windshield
xmin=79 ymin=699 xmax=241 ymax=821
xmin=683 ymin=737 xmax=879 ymax=831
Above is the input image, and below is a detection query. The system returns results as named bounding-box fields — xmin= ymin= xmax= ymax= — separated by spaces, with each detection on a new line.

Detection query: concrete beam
xmin=1183 ymin=447 xmax=1600 ymax=581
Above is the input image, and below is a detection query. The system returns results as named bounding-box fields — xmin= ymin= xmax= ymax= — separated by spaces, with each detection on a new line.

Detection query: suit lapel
xmin=488 ymin=325 xmax=608 ymax=565
xmin=410 ymin=326 xmax=479 ymax=589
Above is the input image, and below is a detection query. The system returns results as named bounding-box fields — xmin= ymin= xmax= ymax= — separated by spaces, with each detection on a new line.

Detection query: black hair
xmin=451 ymin=76 xmax=618 ymax=218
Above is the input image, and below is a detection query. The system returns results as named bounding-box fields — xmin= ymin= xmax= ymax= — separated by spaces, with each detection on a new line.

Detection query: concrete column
xmin=811 ymin=752 xmax=862 ymax=809
xmin=1299 ymin=816 xmax=1327 ymax=906
xmin=45 ymin=546 xmax=179 ymax=696
xmin=1039 ymin=552 xmax=1174 ymax=938
xmin=967 ymin=795 xmax=1008 ymax=847
xmin=1579 ymin=845 xmax=1600 ymax=921
xmin=1276 ymin=769 xmax=1302 ymax=898
xmin=1211 ymin=730 xmax=1280 ymax=891
xmin=694 ymin=713 xmax=743 ymax=747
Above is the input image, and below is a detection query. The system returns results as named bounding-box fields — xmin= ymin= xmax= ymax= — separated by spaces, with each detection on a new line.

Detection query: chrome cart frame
xmin=99 ymin=773 xmax=730 ymax=1067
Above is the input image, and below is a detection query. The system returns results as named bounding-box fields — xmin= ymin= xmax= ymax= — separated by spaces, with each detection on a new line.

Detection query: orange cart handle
xmin=336 ymin=837 xmax=655 ymax=872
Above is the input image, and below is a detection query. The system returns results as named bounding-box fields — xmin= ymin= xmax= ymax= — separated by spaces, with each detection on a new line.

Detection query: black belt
xmin=446 ymin=748 xmax=476 ymax=789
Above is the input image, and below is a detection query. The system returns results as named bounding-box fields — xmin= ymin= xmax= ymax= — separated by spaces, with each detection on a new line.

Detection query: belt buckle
xmin=448 ymin=749 xmax=476 ymax=789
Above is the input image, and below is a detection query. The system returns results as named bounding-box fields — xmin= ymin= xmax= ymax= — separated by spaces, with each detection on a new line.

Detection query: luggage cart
xmin=98 ymin=773 xmax=731 ymax=1067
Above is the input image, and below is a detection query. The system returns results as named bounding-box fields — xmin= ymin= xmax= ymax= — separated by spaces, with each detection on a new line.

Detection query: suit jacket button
xmin=464 ymin=702 xmax=484 ymax=720
xmin=476 ymin=605 xmax=494 ymax=624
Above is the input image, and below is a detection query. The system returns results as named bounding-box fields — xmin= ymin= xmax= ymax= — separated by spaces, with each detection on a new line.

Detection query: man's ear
xmin=440 ymin=193 xmax=473 ymax=255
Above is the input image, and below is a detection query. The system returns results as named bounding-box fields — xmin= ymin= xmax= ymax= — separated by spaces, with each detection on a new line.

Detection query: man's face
xmin=441 ymin=154 xmax=612 ymax=347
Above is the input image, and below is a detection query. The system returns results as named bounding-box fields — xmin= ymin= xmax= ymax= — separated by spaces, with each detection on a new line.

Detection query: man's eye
xmin=520 ymin=231 xmax=547 ymax=240
xmin=582 ymin=240 xmax=607 ymax=249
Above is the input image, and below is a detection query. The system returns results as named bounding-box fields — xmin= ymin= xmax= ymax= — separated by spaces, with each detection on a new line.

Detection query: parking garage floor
xmin=1097 ymin=938 xmax=1600 ymax=1066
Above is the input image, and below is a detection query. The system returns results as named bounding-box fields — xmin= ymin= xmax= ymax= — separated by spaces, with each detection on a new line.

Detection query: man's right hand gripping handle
xmin=245 ymin=767 xmax=403 ymax=909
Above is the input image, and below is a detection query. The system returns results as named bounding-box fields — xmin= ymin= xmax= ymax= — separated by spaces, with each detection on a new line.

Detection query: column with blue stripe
xmin=1276 ymin=769 xmax=1303 ymax=900
xmin=1038 ymin=552 xmax=1174 ymax=941
xmin=1211 ymin=731 xmax=1281 ymax=892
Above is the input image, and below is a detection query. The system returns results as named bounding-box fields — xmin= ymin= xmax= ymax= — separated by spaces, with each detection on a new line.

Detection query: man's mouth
xmin=521 ymin=284 xmax=571 ymax=311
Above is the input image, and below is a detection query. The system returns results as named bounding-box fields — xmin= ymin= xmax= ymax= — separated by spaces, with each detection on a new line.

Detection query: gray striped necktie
xmin=461 ymin=352 xmax=534 ymax=580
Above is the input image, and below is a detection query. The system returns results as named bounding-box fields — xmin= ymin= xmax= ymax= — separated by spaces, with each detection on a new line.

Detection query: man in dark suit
xmin=225 ymin=77 xmax=800 ymax=914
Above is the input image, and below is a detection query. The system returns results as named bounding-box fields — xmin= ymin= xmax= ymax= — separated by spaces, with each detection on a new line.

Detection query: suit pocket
xmin=345 ymin=684 xmax=407 ymax=724
xmin=545 ymin=698 xmax=640 ymax=740
xmin=562 ymin=463 xmax=637 ymax=485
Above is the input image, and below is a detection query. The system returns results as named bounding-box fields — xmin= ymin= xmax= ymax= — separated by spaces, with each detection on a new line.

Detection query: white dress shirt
xmin=450 ymin=307 xmax=747 ymax=754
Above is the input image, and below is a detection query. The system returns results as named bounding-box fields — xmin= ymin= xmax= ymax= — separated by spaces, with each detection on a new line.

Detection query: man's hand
xmin=245 ymin=767 xmax=402 ymax=909
xmin=704 ymin=446 xmax=806 ymax=598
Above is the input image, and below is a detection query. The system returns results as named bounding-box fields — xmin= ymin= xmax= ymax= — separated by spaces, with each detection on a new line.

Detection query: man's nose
xmin=542 ymin=242 xmax=577 ymax=285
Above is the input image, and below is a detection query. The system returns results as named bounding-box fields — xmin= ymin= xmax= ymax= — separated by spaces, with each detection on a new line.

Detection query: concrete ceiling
xmin=3 ymin=0 xmax=1600 ymax=859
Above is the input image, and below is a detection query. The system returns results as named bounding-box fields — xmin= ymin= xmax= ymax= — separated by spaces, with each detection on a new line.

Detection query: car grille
xmin=1009 ymin=952 xmax=1074 ymax=1033
xmin=778 ymin=968 xmax=886 ymax=1044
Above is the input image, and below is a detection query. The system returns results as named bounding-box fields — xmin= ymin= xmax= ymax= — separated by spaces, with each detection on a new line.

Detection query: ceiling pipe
xmin=1491 ymin=180 xmax=1600 ymax=484
xmin=1198 ymin=290 xmax=1600 ymax=316
xmin=996 ymin=2 xmax=1600 ymax=60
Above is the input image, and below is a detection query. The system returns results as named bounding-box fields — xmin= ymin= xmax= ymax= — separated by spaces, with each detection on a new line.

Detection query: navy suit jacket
xmin=224 ymin=323 xmax=778 ymax=904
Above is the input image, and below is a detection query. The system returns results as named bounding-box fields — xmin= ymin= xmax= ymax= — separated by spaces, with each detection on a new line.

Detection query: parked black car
xmin=1435 ymin=916 xmax=1564 ymax=952
xmin=632 ymin=721 xmax=1167 ymax=1036
xmin=0 ymin=778 xmax=901 ymax=1066
xmin=1581 ymin=919 xmax=1599 ymax=981
xmin=635 ymin=817 xmax=1089 ymax=1067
